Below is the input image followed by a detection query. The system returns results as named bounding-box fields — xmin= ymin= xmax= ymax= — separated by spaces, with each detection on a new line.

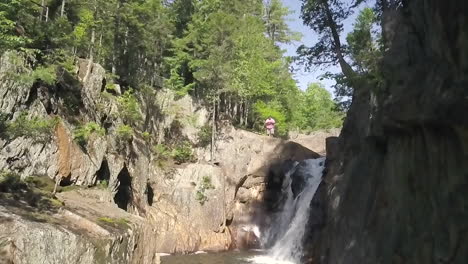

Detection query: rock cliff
xmin=0 ymin=52 xmax=328 ymax=263
xmin=306 ymin=1 xmax=468 ymax=263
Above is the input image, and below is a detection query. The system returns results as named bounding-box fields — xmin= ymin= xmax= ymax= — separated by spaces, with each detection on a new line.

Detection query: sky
xmin=279 ymin=0 xmax=374 ymax=93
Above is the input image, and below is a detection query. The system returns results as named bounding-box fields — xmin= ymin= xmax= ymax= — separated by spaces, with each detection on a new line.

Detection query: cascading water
xmin=249 ymin=157 xmax=326 ymax=264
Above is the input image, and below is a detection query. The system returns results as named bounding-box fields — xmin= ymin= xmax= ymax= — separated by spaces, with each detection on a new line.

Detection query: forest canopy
xmin=0 ymin=0 xmax=349 ymax=136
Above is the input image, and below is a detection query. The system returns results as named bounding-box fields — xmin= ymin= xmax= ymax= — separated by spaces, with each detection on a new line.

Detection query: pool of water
xmin=161 ymin=251 xmax=297 ymax=264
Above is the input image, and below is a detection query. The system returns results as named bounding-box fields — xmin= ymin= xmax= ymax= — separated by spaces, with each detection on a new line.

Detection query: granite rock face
xmin=305 ymin=1 xmax=468 ymax=264
xmin=0 ymin=51 xmax=332 ymax=263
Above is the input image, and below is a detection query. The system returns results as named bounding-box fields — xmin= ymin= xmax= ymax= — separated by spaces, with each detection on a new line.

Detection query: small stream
xmin=163 ymin=157 xmax=326 ymax=264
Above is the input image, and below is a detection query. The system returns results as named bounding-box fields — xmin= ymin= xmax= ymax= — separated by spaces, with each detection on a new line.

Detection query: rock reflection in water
xmin=162 ymin=251 xmax=258 ymax=264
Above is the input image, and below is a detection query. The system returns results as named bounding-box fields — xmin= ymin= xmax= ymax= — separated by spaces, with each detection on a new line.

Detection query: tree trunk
xmin=61 ymin=0 xmax=66 ymax=17
xmin=233 ymin=101 xmax=238 ymax=123
xmin=322 ymin=0 xmax=355 ymax=79
xmin=239 ymin=101 xmax=244 ymax=126
xmin=244 ymin=101 xmax=250 ymax=127
xmin=210 ymin=98 xmax=216 ymax=162
xmin=83 ymin=28 xmax=95 ymax=83
xmin=45 ymin=7 xmax=49 ymax=22
xmin=40 ymin=0 xmax=45 ymax=21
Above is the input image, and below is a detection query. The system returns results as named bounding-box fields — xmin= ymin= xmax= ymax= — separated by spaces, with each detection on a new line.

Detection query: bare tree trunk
xmin=83 ymin=28 xmax=95 ymax=83
xmin=227 ymin=95 xmax=232 ymax=119
xmin=53 ymin=177 xmax=60 ymax=195
xmin=233 ymin=101 xmax=238 ymax=123
xmin=244 ymin=101 xmax=249 ymax=127
xmin=40 ymin=0 xmax=45 ymax=21
xmin=61 ymin=0 xmax=66 ymax=17
xmin=239 ymin=101 xmax=244 ymax=126
xmin=45 ymin=7 xmax=49 ymax=22
xmin=210 ymin=98 xmax=216 ymax=162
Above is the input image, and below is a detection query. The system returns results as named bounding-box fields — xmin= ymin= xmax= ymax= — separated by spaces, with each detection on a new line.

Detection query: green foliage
xmin=24 ymin=175 xmax=56 ymax=193
xmin=31 ymin=65 xmax=57 ymax=85
xmin=171 ymin=141 xmax=194 ymax=164
xmin=0 ymin=171 xmax=26 ymax=193
xmin=197 ymin=124 xmax=212 ymax=147
xmin=195 ymin=175 xmax=215 ymax=205
xmin=96 ymin=180 xmax=109 ymax=189
xmin=105 ymin=83 xmax=117 ymax=92
xmin=142 ymin=131 xmax=151 ymax=142
xmin=253 ymin=101 xmax=288 ymax=137
xmin=73 ymin=122 xmax=105 ymax=146
xmin=292 ymin=83 xmax=344 ymax=131
xmin=116 ymin=125 xmax=133 ymax=142
xmin=153 ymin=144 xmax=172 ymax=161
xmin=117 ymin=90 xmax=142 ymax=125
xmin=0 ymin=112 xmax=8 ymax=137
xmin=1 ymin=0 xmax=351 ymax=140
xmin=168 ymin=0 xmax=301 ymax=133
xmin=4 ymin=112 xmax=59 ymax=143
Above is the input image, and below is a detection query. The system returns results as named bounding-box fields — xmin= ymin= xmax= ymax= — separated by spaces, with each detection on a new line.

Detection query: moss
xmin=24 ymin=175 xmax=56 ymax=193
xmin=97 ymin=217 xmax=130 ymax=228
xmin=59 ymin=185 xmax=81 ymax=192
xmin=116 ymin=125 xmax=133 ymax=142
xmin=0 ymin=172 xmax=64 ymax=212
xmin=95 ymin=180 xmax=108 ymax=189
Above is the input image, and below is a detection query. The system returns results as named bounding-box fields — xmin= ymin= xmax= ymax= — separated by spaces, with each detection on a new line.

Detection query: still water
xmin=161 ymin=251 xmax=295 ymax=264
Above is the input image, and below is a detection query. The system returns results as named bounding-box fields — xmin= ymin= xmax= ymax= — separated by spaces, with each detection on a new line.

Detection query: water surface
xmin=162 ymin=251 xmax=295 ymax=264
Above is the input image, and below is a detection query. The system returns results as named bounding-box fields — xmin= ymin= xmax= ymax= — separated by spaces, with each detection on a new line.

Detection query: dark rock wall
xmin=306 ymin=1 xmax=468 ymax=263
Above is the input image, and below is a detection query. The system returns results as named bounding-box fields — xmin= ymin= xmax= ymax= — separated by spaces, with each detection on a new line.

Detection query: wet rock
xmin=291 ymin=159 xmax=324 ymax=198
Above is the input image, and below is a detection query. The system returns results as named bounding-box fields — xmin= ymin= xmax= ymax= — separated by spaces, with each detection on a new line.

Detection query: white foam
xmin=246 ymin=255 xmax=296 ymax=264
xmin=242 ymin=225 xmax=261 ymax=238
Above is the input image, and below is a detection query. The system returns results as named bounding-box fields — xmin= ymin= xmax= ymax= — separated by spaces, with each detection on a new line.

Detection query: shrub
xmin=171 ymin=141 xmax=194 ymax=164
xmin=105 ymin=83 xmax=116 ymax=92
xmin=73 ymin=122 xmax=105 ymax=147
xmin=31 ymin=65 xmax=57 ymax=85
xmin=195 ymin=175 xmax=215 ymax=205
xmin=197 ymin=124 xmax=212 ymax=147
xmin=117 ymin=89 xmax=142 ymax=124
xmin=0 ymin=171 xmax=63 ymax=209
xmin=0 ymin=112 xmax=8 ymax=138
xmin=142 ymin=131 xmax=151 ymax=142
xmin=116 ymin=125 xmax=133 ymax=141
xmin=5 ymin=112 xmax=59 ymax=143
xmin=0 ymin=171 xmax=26 ymax=193
xmin=153 ymin=144 xmax=171 ymax=160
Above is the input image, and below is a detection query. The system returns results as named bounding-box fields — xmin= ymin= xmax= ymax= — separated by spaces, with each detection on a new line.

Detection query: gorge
xmin=2 ymin=0 xmax=468 ymax=263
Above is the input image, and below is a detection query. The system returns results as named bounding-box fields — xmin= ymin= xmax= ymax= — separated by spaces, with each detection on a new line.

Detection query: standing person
xmin=264 ymin=116 xmax=276 ymax=137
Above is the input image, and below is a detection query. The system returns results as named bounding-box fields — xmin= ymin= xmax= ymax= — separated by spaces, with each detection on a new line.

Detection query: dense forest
xmin=0 ymin=0 xmax=386 ymax=137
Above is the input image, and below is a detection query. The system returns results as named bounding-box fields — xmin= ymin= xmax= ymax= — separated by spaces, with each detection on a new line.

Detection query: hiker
xmin=264 ymin=116 xmax=276 ymax=137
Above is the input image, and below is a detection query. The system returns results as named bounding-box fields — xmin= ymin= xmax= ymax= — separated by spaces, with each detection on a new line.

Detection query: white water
xmin=248 ymin=158 xmax=326 ymax=264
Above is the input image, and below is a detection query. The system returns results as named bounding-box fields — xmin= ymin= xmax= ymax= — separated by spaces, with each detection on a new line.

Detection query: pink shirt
xmin=265 ymin=118 xmax=276 ymax=129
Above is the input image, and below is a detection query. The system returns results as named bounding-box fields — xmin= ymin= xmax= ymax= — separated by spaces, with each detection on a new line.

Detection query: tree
xmin=298 ymin=0 xmax=355 ymax=79
xmin=293 ymin=83 xmax=344 ymax=131
xmin=263 ymin=0 xmax=301 ymax=44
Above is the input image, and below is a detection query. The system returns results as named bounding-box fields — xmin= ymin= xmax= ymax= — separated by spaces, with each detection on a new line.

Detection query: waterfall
xmin=249 ymin=157 xmax=326 ymax=264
